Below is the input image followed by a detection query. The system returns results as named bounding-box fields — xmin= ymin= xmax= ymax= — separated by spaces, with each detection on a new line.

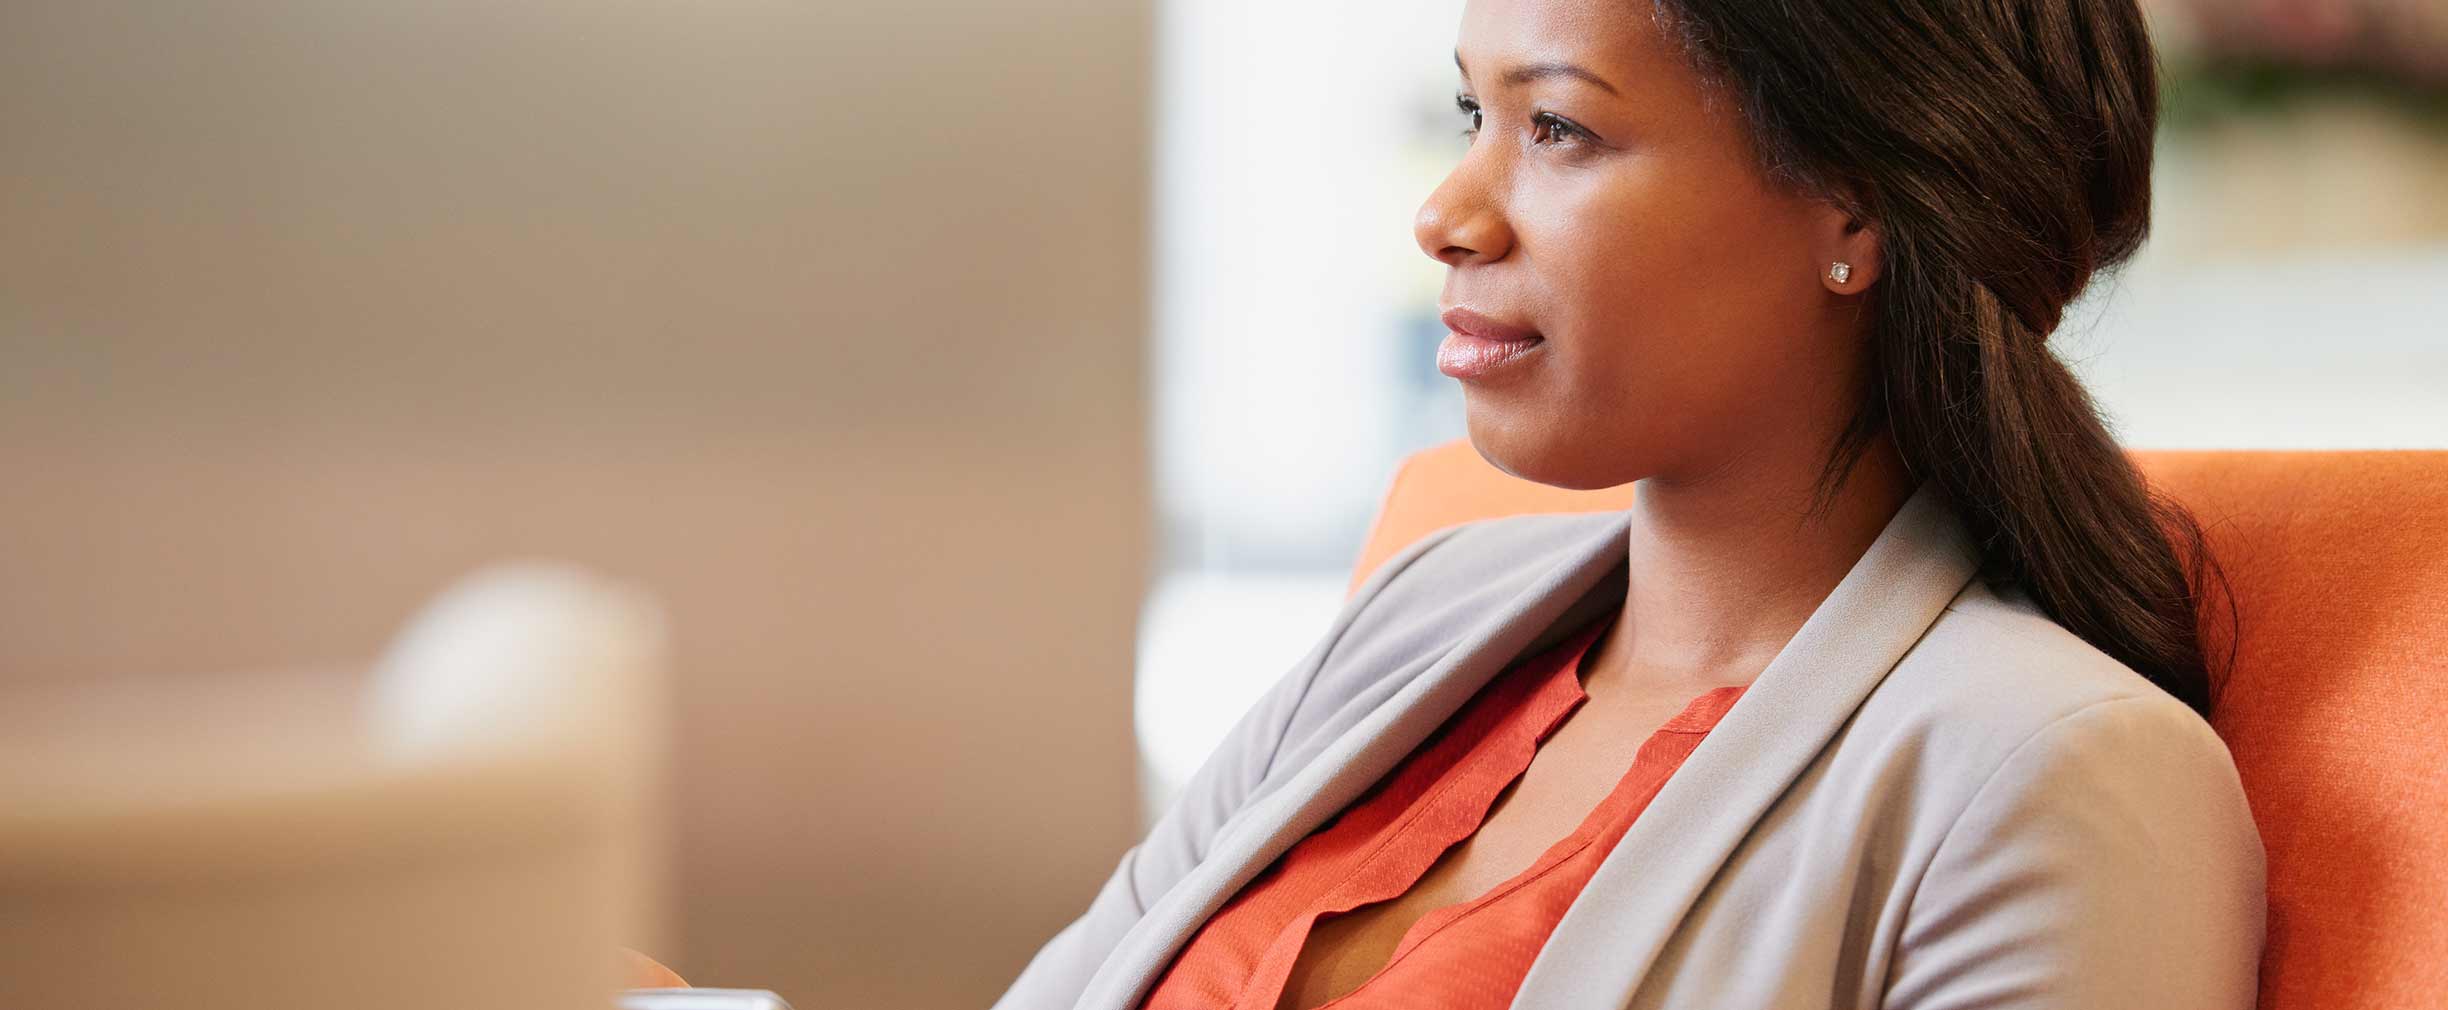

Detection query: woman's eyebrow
xmin=1453 ymin=51 xmax=1623 ymax=96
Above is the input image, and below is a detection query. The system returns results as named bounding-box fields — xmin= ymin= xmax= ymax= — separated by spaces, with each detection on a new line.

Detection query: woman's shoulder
xmin=1833 ymin=579 xmax=2262 ymax=961
xmin=1861 ymin=584 xmax=2266 ymax=1010
xmin=1912 ymin=578 xmax=2211 ymax=721
xmin=1866 ymin=576 xmax=2244 ymax=802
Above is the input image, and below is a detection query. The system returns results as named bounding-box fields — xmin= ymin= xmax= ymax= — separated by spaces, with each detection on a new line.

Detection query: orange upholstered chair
xmin=1348 ymin=440 xmax=2448 ymax=1010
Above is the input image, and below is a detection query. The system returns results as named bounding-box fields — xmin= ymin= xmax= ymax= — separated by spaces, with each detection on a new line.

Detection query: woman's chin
xmin=1462 ymin=408 xmax=1645 ymax=492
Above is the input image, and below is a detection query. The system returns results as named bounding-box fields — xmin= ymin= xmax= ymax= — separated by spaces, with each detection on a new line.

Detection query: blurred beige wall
xmin=0 ymin=2 xmax=1149 ymax=1007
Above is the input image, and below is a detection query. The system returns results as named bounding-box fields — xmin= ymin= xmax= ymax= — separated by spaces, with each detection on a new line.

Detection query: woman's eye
xmin=1455 ymin=95 xmax=1482 ymax=138
xmin=1532 ymin=112 xmax=1586 ymax=145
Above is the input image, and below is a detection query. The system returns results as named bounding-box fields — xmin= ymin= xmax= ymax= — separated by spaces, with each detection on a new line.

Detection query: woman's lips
xmin=1437 ymin=306 xmax=1544 ymax=380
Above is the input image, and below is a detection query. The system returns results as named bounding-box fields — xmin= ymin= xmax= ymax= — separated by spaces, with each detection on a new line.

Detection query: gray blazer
xmin=992 ymin=482 xmax=2266 ymax=1009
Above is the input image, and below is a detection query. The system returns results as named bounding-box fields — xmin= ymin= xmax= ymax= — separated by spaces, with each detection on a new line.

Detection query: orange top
xmin=1139 ymin=613 xmax=1746 ymax=1010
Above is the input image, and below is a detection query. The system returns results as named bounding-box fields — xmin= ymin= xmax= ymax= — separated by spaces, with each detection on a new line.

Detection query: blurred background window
xmin=1134 ymin=0 xmax=2448 ymax=824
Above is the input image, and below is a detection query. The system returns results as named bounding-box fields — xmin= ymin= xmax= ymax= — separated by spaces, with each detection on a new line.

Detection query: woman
xmin=995 ymin=0 xmax=2264 ymax=1007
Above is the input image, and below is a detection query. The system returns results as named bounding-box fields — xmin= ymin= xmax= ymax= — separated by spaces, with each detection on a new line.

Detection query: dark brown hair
xmin=1648 ymin=0 xmax=2234 ymax=716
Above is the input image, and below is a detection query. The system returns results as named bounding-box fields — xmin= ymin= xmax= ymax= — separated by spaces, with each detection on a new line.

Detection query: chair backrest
xmin=1348 ymin=439 xmax=2448 ymax=1010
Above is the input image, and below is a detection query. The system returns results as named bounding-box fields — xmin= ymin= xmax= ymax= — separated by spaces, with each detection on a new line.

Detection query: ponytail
xmin=1885 ymin=276 xmax=2230 ymax=716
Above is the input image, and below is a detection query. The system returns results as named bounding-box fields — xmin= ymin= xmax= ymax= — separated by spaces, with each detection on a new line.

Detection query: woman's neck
xmin=1585 ymin=434 xmax=1916 ymax=695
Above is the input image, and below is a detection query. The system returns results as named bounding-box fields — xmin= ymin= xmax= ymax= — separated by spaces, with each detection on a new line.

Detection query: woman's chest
xmin=1271 ymin=693 xmax=1702 ymax=1010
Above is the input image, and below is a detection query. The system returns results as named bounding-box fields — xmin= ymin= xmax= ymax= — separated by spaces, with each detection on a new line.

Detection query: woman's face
xmin=1417 ymin=0 xmax=1878 ymax=491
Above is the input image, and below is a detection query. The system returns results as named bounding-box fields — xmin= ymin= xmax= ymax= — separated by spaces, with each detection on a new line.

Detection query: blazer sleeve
xmin=1880 ymin=694 xmax=2269 ymax=1010
xmin=987 ymin=523 xmax=1471 ymax=1010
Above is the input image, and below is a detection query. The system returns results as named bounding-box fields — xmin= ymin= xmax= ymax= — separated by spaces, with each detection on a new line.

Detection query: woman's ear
xmin=1813 ymin=192 xmax=1883 ymax=294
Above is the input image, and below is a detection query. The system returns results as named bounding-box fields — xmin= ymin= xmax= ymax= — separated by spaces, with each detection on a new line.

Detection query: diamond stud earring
xmin=1828 ymin=261 xmax=1853 ymax=284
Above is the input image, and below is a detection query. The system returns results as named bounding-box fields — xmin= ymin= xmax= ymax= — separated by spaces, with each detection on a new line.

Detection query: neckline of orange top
xmin=1138 ymin=612 xmax=1750 ymax=1010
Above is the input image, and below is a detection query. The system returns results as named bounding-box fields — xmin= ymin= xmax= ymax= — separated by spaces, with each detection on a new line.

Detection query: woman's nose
xmin=1413 ymin=164 xmax=1512 ymax=266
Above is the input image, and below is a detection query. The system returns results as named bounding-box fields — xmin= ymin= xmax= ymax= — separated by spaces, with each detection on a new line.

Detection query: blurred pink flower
xmin=2143 ymin=0 xmax=2447 ymax=85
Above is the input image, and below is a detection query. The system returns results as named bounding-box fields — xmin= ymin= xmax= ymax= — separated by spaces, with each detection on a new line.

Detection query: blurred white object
xmin=0 ymin=562 xmax=669 ymax=1010
xmin=369 ymin=560 xmax=666 ymax=769
xmin=619 ymin=989 xmax=795 ymax=1010
xmin=1134 ymin=570 xmax=1349 ymax=824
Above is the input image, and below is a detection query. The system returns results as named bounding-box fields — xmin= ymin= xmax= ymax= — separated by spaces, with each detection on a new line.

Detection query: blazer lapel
xmin=1075 ymin=507 xmax=1636 ymax=1010
xmin=1507 ymin=480 xmax=1982 ymax=1009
